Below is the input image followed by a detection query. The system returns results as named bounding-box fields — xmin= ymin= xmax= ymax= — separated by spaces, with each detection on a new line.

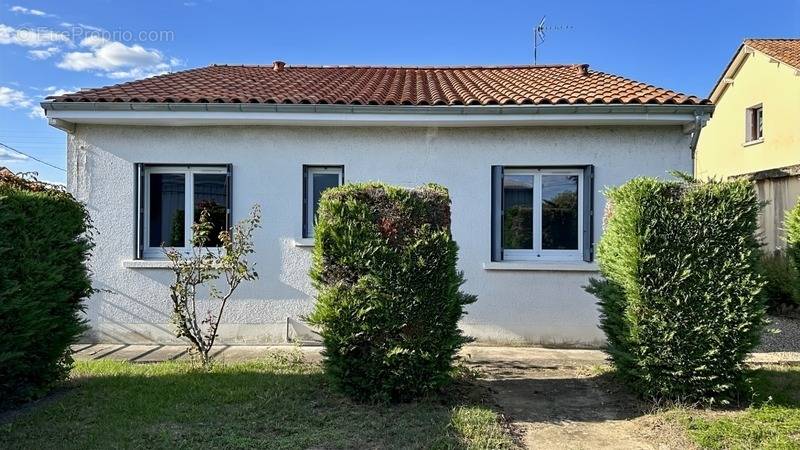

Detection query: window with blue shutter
xmin=134 ymin=164 xmax=232 ymax=259
xmin=491 ymin=165 xmax=594 ymax=262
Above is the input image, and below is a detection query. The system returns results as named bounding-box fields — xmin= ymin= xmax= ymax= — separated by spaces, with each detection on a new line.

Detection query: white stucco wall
xmin=67 ymin=124 xmax=692 ymax=347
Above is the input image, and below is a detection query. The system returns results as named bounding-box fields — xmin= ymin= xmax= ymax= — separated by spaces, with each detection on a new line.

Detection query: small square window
xmin=746 ymin=104 xmax=763 ymax=143
xmin=303 ymin=166 xmax=344 ymax=238
xmin=492 ymin=166 xmax=593 ymax=262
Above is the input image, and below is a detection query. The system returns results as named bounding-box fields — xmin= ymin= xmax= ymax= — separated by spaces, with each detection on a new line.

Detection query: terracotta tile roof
xmin=745 ymin=38 xmax=800 ymax=70
xmin=47 ymin=63 xmax=709 ymax=106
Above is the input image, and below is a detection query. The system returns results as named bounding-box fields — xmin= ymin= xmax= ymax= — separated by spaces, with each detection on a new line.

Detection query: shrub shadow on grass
xmin=0 ymin=358 xmax=514 ymax=450
xmin=747 ymin=365 xmax=800 ymax=406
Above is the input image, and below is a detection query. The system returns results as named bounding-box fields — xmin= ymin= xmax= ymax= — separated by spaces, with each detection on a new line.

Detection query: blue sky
xmin=1 ymin=0 xmax=798 ymax=183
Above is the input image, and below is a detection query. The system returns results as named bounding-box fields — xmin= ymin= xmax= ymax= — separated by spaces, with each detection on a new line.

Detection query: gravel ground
xmin=758 ymin=315 xmax=800 ymax=352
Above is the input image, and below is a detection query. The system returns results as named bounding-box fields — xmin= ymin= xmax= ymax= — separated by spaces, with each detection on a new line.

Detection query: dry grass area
xmin=470 ymin=358 xmax=800 ymax=449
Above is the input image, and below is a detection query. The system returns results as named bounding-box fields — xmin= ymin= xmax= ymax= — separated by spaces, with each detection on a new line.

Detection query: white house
xmin=43 ymin=61 xmax=712 ymax=347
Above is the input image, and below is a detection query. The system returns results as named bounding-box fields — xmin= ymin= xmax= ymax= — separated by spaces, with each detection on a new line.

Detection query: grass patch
xmin=0 ymin=354 xmax=515 ymax=449
xmin=666 ymin=365 xmax=800 ymax=449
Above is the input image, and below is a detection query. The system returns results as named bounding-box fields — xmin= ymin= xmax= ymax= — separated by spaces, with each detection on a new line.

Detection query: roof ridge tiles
xmin=46 ymin=63 xmax=711 ymax=106
xmin=209 ymin=63 xmax=580 ymax=70
xmin=745 ymin=37 xmax=800 ymax=41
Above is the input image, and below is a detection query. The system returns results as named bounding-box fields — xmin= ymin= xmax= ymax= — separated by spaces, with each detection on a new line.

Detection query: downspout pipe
xmin=689 ymin=112 xmax=711 ymax=178
xmin=689 ymin=112 xmax=710 ymax=154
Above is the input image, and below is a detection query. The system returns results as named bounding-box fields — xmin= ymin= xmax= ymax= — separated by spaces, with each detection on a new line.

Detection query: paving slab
xmin=130 ymin=345 xmax=188 ymax=362
xmin=71 ymin=344 xmax=800 ymax=366
xmin=462 ymin=346 xmax=608 ymax=369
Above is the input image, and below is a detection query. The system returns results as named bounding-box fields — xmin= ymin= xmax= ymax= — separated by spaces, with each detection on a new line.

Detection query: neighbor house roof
xmin=745 ymin=38 xmax=800 ymax=70
xmin=709 ymin=38 xmax=800 ymax=102
xmin=46 ymin=63 xmax=709 ymax=106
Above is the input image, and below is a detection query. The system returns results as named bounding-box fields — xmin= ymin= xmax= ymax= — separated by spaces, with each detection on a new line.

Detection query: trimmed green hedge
xmin=307 ymin=182 xmax=475 ymax=402
xmin=0 ymin=174 xmax=94 ymax=407
xmin=586 ymin=177 xmax=765 ymax=403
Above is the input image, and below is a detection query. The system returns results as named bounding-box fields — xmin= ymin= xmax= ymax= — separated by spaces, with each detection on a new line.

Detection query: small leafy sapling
xmin=164 ymin=204 xmax=261 ymax=366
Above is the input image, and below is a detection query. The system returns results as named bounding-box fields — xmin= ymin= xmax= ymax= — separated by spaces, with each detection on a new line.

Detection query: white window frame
xmin=502 ymin=168 xmax=583 ymax=262
xmin=143 ymin=165 xmax=228 ymax=258
xmin=304 ymin=166 xmax=343 ymax=238
xmin=745 ymin=104 xmax=764 ymax=143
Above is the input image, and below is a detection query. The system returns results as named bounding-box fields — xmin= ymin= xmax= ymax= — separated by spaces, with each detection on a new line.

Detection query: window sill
xmin=122 ymin=259 xmax=173 ymax=269
xmin=483 ymin=261 xmax=599 ymax=272
xmin=292 ymin=238 xmax=315 ymax=247
xmin=743 ymin=138 xmax=764 ymax=147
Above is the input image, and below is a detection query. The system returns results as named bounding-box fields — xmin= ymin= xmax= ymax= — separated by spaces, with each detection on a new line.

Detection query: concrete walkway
xmin=71 ymin=343 xmax=800 ymax=366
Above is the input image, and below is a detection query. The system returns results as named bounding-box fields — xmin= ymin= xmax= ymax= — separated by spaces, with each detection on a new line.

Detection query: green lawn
xmin=0 ymin=353 xmax=515 ymax=450
xmin=669 ymin=365 xmax=800 ymax=449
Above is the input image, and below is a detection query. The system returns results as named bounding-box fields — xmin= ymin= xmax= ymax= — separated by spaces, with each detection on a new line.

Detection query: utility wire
xmin=0 ymin=141 xmax=66 ymax=172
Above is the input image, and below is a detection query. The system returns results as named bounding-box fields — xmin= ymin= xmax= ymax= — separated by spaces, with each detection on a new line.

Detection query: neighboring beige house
xmin=695 ymin=38 xmax=800 ymax=251
xmin=42 ymin=62 xmax=712 ymax=346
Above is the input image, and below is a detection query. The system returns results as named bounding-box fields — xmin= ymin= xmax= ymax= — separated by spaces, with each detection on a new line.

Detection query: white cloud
xmin=0 ymin=85 xmax=51 ymax=118
xmin=0 ymin=148 xmax=28 ymax=163
xmin=58 ymin=37 xmax=177 ymax=79
xmin=59 ymin=22 xmax=105 ymax=33
xmin=0 ymin=24 xmax=71 ymax=47
xmin=78 ymin=23 xmax=104 ymax=32
xmin=0 ymin=86 xmax=32 ymax=108
xmin=105 ymin=63 xmax=173 ymax=79
xmin=9 ymin=5 xmax=52 ymax=17
xmin=27 ymin=46 xmax=60 ymax=59
xmin=43 ymin=86 xmax=74 ymax=96
xmin=79 ymin=35 xmax=109 ymax=48
xmin=28 ymin=106 xmax=45 ymax=118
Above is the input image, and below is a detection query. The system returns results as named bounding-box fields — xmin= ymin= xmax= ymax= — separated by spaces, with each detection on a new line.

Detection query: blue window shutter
xmin=583 ymin=165 xmax=595 ymax=262
xmin=135 ymin=163 xmax=145 ymax=260
xmin=491 ymin=165 xmax=504 ymax=262
xmin=302 ymin=165 xmax=309 ymax=238
xmin=225 ymin=163 xmax=233 ymax=230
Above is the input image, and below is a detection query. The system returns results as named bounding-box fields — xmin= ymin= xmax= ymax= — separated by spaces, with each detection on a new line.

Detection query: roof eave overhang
xmin=42 ymin=102 xmax=714 ymax=129
xmin=709 ymin=45 xmax=751 ymax=103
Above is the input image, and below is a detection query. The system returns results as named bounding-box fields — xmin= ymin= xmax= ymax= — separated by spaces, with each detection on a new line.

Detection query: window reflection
xmin=193 ymin=173 xmax=228 ymax=247
xmin=503 ymin=175 xmax=534 ymax=249
xmin=541 ymin=175 xmax=578 ymax=250
xmin=149 ymin=173 xmax=185 ymax=247
xmin=312 ymin=173 xmax=340 ymax=226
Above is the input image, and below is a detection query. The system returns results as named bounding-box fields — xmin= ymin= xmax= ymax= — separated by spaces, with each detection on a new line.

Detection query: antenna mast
xmin=534 ymin=16 xmax=546 ymax=65
xmin=533 ymin=16 xmax=573 ymax=65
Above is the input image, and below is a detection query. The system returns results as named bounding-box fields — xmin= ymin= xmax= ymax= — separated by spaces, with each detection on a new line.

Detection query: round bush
xmin=306 ymin=182 xmax=475 ymax=402
xmin=759 ymin=250 xmax=800 ymax=311
xmin=0 ymin=173 xmax=93 ymax=407
xmin=786 ymin=199 xmax=800 ymax=275
xmin=586 ymin=177 xmax=766 ymax=403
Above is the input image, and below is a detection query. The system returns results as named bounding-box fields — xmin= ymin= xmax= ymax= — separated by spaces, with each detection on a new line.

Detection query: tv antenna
xmin=533 ymin=16 xmax=573 ymax=65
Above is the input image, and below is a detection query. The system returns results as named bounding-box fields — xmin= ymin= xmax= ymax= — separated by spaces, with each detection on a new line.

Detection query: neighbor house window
xmin=746 ymin=104 xmax=763 ymax=142
xmin=491 ymin=166 xmax=594 ymax=262
xmin=303 ymin=165 xmax=344 ymax=238
xmin=135 ymin=164 xmax=231 ymax=258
